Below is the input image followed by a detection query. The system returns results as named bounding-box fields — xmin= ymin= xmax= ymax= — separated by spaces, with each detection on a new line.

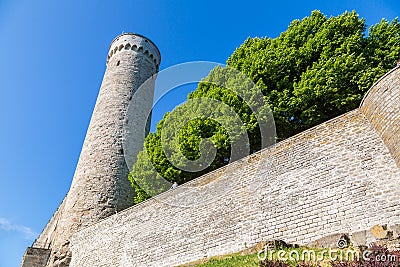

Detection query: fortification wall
xmin=33 ymin=197 xmax=66 ymax=249
xmin=360 ymin=66 xmax=400 ymax=167
xmin=70 ymin=98 xmax=400 ymax=266
xmin=20 ymin=198 xmax=66 ymax=267
xmin=20 ymin=248 xmax=51 ymax=267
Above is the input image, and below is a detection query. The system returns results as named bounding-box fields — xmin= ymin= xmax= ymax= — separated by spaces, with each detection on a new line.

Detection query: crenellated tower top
xmin=107 ymin=33 xmax=161 ymax=69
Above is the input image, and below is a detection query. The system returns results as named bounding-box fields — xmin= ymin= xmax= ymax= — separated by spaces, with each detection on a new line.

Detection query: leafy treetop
xmin=129 ymin=10 xmax=400 ymax=204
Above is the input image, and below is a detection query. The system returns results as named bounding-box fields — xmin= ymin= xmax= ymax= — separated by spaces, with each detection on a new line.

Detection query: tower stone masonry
xmin=20 ymin=33 xmax=160 ymax=267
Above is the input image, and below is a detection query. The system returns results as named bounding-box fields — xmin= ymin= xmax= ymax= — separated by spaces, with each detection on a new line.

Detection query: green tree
xmin=227 ymin=10 xmax=400 ymax=139
xmin=129 ymin=66 xmax=273 ymax=203
xmin=129 ymin=10 xmax=400 ymax=204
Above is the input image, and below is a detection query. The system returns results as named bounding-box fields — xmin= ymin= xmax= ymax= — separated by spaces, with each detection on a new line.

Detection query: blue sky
xmin=0 ymin=0 xmax=399 ymax=266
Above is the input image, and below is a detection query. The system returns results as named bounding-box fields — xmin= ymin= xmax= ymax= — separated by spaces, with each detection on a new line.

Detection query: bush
xmin=331 ymin=244 xmax=400 ymax=267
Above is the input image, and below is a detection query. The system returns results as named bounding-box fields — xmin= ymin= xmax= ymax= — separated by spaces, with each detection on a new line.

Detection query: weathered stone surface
xmin=370 ymin=225 xmax=389 ymax=239
xmin=26 ymin=35 xmax=400 ymax=267
xmin=306 ymin=233 xmax=347 ymax=248
xmin=69 ymin=67 xmax=400 ymax=267
xmin=27 ymin=33 xmax=160 ymax=267
xmin=67 ymin=69 xmax=400 ymax=266
xmin=350 ymin=230 xmax=367 ymax=247
xmin=360 ymin=67 xmax=400 ymax=167
xmin=20 ymin=247 xmax=51 ymax=267
xmin=389 ymin=224 xmax=400 ymax=239
xmin=33 ymin=196 xmax=66 ymax=250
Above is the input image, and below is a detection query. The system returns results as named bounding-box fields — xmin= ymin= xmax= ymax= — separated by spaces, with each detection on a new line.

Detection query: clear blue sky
xmin=0 ymin=0 xmax=398 ymax=266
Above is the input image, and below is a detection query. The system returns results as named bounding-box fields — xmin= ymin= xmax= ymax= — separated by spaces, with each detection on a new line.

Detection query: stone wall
xmin=33 ymin=197 xmax=66 ymax=249
xmin=20 ymin=248 xmax=51 ymax=267
xmin=69 ymin=67 xmax=400 ymax=267
xmin=360 ymin=66 xmax=400 ymax=167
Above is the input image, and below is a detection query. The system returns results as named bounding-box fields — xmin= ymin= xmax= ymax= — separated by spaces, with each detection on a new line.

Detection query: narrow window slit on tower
xmin=116 ymin=61 xmax=120 ymax=66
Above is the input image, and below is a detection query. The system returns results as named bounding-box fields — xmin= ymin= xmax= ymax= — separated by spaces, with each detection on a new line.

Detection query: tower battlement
xmin=107 ymin=33 xmax=161 ymax=68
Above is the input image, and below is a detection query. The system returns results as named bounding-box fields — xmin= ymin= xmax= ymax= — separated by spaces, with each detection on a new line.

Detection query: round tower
xmin=47 ymin=33 xmax=160 ymax=266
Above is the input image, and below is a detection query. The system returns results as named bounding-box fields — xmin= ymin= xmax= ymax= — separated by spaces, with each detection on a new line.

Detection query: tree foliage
xmin=129 ymin=10 xmax=400 ymax=204
xmin=227 ymin=10 xmax=400 ymax=139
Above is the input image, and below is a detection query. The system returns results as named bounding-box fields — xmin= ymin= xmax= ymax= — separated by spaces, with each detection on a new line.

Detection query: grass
xmin=179 ymin=246 xmax=357 ymax=267
xmin=180 ymin=252 xmax=259 ymax=267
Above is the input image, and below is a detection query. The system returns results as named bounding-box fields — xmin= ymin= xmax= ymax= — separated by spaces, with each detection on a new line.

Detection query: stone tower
xmin=21 ymin=33 xmax=160 ymax=267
